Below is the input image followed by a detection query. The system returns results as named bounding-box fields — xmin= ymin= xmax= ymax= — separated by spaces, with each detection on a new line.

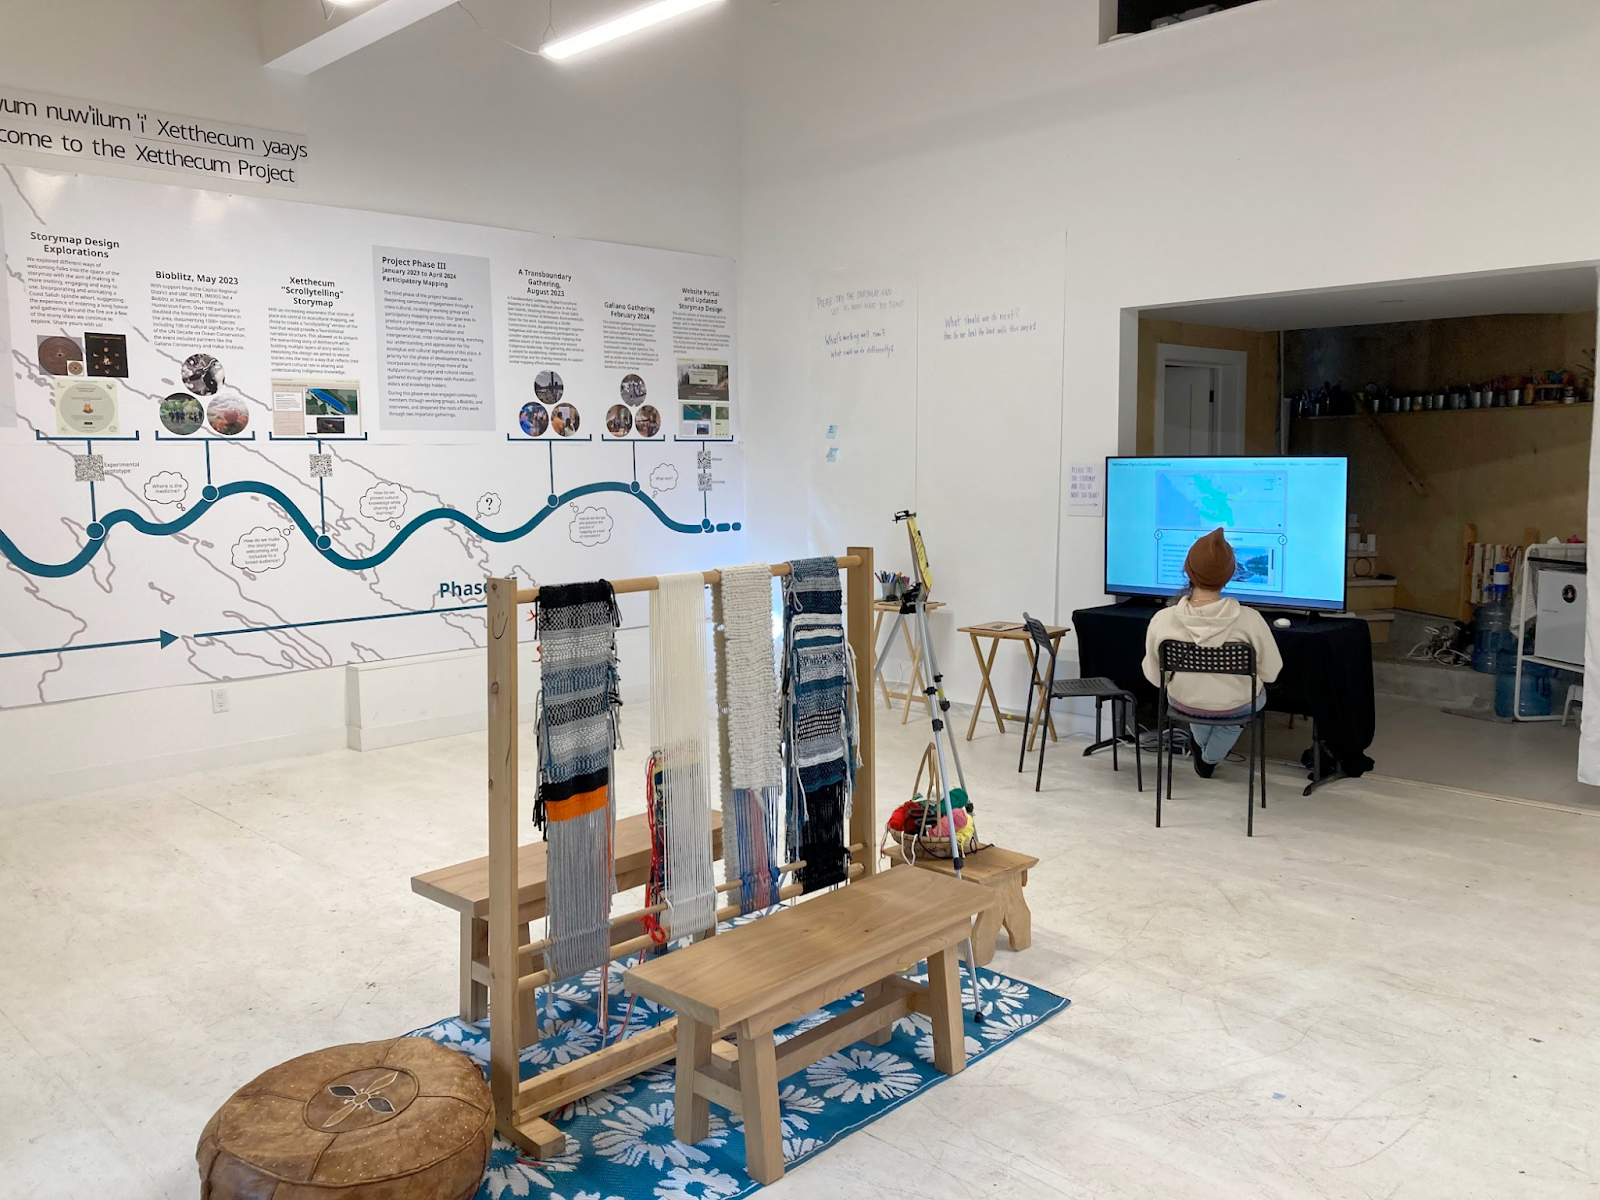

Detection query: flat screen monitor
xmin=1104 ymin=456 xmax=1349 ymax=611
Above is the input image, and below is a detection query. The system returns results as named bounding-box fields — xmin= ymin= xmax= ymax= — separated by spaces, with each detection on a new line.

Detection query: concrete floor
xmin=1367 ymin=692 xmax=1600 ymax=811
xmin=3 ymin=704 xmax=1599 ymax=1198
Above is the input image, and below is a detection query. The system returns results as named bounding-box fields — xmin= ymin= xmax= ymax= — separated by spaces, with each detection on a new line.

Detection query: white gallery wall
xmin=7 ymin=0 xmax=1600 ymax=799
xmin=738 ymin=0 xmax=1600 ymax=716
xmin=0 ymin=0 xmax=742 ymax=801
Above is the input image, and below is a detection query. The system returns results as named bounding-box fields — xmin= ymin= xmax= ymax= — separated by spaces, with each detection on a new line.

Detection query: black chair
xmin=1154 ymin=639 xmax=1268 ymax=836
xmin=1018 ymin=612 xmax=1141 ymax=793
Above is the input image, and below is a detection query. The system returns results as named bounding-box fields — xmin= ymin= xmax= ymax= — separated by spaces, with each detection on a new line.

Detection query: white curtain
xmin=1580 ymin=274 xmax=1600 ymax=783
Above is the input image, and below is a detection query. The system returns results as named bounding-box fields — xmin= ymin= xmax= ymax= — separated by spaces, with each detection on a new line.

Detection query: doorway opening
xmin=1127 ymin=265 xmax=1599 ymax=809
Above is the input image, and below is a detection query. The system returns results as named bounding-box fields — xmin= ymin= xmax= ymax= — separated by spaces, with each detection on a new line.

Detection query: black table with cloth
xmin=1071 ymin=603 xmax=1376 ymax=781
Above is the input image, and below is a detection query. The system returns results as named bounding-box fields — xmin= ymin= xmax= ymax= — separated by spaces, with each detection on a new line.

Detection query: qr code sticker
xmin=696 ymin=448 xmax=712 ymax=469
xmin=309 ymin=454 xmax=333 ymax=478
xmin=74 ymin=454 xmax=105 ymax=482
xmin=697 ymin=471 xmax=714 ymax=493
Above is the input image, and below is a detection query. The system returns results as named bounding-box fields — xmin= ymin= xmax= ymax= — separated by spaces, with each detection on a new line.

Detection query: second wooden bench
xmin=625 ymin=867 xmax=995 ymax=1185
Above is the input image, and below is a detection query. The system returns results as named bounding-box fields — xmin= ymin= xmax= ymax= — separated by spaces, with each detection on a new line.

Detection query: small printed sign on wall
xmin=1068 ymin=461 xmax=1103 ymax=517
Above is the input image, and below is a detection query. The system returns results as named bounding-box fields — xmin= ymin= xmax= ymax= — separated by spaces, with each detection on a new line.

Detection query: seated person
xmin=1141 ymin=528 xmax=1282 ymax=778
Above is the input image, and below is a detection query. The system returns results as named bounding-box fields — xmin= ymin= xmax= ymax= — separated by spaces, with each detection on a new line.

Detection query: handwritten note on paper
xmin=1068 ymin=462 xmax=1103 ymax=518
xmin=815 ymin=286 xmax=909 ymax=360
xmin=940 ymin=305 xmax=1039 ymax=343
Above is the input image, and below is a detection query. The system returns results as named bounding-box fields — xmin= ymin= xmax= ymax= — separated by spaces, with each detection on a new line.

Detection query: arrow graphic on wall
xmin=193 ymin=605 xmax=487 ymax=640
xmin=0 ymin=631 xmax=177 ymax=660
xmin=0 ymin=606 xmax=497 ymax=660
xmin=0 ymin=479 xmax=738 ymax=580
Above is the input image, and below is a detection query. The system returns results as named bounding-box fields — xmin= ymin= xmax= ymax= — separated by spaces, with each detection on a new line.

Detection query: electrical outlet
xmin=211 ymin=687 xmax=230 ymax=714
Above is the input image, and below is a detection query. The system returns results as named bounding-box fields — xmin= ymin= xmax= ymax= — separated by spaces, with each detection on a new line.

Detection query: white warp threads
xmin=715 ymin=564 xmax=783 ymax=911
xmin=720 ymin=565 xmax=782 ymax=789
xmin=650 ymin=572 xmax=717 ymax=939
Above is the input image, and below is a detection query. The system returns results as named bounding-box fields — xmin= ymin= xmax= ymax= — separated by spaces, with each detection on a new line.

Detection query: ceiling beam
xmin=260 ymin=0 xmax=461 ymax=75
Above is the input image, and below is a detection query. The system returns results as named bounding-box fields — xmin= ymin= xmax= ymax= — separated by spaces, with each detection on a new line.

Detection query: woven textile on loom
xmin=535 ymin=580 xmax=621 ymax=982
xmin=649 ymin=573 xmax=718 ymax=940
xmin=782 ymin=556 xmax=859 ymax=893
xmin=713 ymin=564 xmax=783 ymax=914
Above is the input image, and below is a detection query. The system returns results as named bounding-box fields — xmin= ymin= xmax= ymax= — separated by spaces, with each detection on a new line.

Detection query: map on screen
xmin=1104 ymin=457 xmax=1348 ymax=610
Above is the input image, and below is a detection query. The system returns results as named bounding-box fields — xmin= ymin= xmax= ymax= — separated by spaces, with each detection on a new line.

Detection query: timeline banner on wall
xmin=0 ymin=165 xmax=743 ymax=706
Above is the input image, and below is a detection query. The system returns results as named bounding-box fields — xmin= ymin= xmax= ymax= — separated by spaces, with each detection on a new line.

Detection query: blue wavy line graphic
xmin=0 ymin=479 xmax=720 ymax=579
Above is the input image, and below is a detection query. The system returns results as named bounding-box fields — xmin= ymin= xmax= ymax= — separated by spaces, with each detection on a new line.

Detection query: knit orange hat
xmin=1184 ymin=528 xmax=1235 ymax=590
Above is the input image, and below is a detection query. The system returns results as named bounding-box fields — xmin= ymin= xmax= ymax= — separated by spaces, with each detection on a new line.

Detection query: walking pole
xmin=894 ymin=510 xmax=988 ymax=1024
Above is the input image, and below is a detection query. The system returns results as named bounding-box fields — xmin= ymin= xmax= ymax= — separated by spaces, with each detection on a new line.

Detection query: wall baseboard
xmin=1 ymin=627 xmax=655 ymax=806
xmin=7 ymin=727 xmax=350 ymax=805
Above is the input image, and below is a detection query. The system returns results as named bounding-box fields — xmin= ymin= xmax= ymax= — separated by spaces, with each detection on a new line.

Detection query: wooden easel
xmin=484 ymin=549 xmax=878 ymax=1157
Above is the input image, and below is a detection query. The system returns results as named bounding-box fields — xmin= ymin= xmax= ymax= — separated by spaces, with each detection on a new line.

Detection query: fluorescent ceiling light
xmin=541 ymin=0 xmax=723 ymax=61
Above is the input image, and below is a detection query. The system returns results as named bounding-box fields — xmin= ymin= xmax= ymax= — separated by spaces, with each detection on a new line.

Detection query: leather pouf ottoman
xmin=197 ymin=1037 xmax=493 ymax=1200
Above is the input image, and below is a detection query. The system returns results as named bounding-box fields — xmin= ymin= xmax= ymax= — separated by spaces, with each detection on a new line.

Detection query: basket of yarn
xmin=885 ymin=786 xmax=981 ymax=861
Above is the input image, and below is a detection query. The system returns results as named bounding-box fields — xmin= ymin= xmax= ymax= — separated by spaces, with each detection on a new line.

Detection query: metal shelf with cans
xmin=1291 ymin=373 xmax=1592 ymax=420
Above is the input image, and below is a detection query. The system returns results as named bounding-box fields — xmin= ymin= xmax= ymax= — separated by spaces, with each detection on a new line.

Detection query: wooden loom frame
xmin=485 ymin=549 xmax=879 ymax=1156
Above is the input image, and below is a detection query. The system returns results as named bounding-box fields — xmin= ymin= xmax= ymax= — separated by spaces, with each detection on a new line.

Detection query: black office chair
xmin=1154 ymin=639 xmax=1268 ymax=837
xmin=1018 ymin=612 xmax=1141 ymax=793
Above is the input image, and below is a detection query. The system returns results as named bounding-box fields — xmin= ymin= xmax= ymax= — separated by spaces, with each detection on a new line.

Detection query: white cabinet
xmin=1534 ymin=565 xmax=1586 ymax=668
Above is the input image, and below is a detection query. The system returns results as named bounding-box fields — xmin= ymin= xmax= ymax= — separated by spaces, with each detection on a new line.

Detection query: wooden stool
xmin=197 ymin=1038 xmax=491 ymax=1200
xmin=958 ymin=620 xmax=1068 ymax=742
xmin=625 ymin=869 xmax=995 ymax=1185
xmin=899 ymin=845 xmax=1037 ymax=965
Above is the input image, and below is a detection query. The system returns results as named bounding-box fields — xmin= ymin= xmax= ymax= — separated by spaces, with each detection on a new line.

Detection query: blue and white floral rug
xmin=410 ymin=961 xmax=1067 ymax=1199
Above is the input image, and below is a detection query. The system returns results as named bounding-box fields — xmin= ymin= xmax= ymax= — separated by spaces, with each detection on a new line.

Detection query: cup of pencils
xmin=877 ymin=570 xmax=909 ymax=601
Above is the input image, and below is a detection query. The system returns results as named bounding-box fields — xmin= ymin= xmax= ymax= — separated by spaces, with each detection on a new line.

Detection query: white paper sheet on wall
xmin=914 ymin=235 xmax=1067 ymax=706
xmin=0 ymin=203 xmax=11 ymax=427
xmin=807 ymin=263 xmax=918 ymax=551
xmin=805 ymin=238 xmax=1068 ymax=707
xmin=1068 ymin=461 xmax=1103 ymax=517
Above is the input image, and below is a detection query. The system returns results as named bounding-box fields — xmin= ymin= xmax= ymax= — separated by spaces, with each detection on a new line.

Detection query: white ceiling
xmin=1141 ymin=265 xmax=1600 ymax=332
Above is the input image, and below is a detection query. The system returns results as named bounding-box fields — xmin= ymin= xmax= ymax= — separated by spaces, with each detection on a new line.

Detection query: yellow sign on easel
xmin=905 ymin=514 xmax=934 ymax=595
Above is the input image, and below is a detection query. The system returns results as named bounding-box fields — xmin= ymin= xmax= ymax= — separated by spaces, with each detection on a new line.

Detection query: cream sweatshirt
xmin=1141 ymin=596 xmax=1283 ymax=713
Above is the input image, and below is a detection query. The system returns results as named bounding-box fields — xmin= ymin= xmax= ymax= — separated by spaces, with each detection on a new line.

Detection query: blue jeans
xmin=1177 ymin=693 xmax=1267 ymax=765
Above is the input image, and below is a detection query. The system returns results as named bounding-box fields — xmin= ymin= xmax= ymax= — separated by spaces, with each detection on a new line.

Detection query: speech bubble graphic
xmin=143 ymin=470 xmax=188 ymax=506
xmin=568 ymin=505 xmax=614 ymax=548
xmin=477 ymin=492 xmax=502 ymax=518
xmin=648 ymin=464 xmax=678 ymax=497
xmin=231 ymin=526 xmax=290 ymax=572
xmin=360 ymin=481 xmax=407 ymax=522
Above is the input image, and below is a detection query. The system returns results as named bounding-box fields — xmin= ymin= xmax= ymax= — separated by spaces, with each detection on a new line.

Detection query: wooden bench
xmin=624 ymin=868 xmax=995 ymax=1185
xmin=410 ymin=810 xmax=723 ymax=1044
xmin=899 ymin=845 xmax=1037 ymax=965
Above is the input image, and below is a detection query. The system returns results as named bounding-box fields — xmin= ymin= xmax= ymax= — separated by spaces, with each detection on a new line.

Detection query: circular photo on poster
xmin=37 ymin=335 xmax=84 ymax=376
xmin=160 ymin=392 xmax=205 ymax=436
xmin=519 ymin=401 xmax=549 ymax=437
xmin=620 ymin=373 xmax=647 ymax=405
xmin=206 ymin=395 xmax=250 ymax=436
xmin=606 ymin=404 xmax=633 ymax=436
xmin=634 ymin=405 xmax=662 ymax=438
xmin=534 ymin=370 xmax=564 ymax=404
xmin=551 ymin=402 xmax=581 ymax=437
xmin=183 ymin=353 xmax=226 ymax=396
